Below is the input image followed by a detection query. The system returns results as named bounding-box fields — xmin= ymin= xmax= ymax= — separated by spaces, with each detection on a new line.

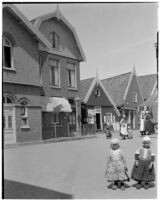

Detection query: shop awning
xmin=46 ymin=97 xmax=72 ymax=112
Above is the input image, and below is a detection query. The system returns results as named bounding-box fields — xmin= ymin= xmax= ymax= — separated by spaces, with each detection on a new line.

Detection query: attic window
xmin=95 ymin=89 xmax=100 ymax=97
xmin=49 ymin=31 xmax=60 ymax=49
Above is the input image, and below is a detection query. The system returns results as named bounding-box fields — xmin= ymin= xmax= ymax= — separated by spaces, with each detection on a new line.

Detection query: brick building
xmin=2 ymin=4 xmax=85 ymax=145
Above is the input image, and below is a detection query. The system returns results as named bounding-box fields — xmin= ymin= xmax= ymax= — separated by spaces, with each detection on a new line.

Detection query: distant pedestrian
xmin=127 ymin=125 xmax=133 ymax=139
xmin=105 ymin=138 xmax=130 ymax=190
xmin=131 ymin=136 xmax=155 ymax=189
xmin=104 ymin=123 xmax=112 ymax=139
xmin=120 ymin=115 xmax=128 ymax=139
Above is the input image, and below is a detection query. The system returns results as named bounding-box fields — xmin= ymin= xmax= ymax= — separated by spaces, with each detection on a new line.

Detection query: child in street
xmin=127 ymin=125 xmax=133 ymax=139
xmin=105 ymin=138 xmax=130 ymax=190
xmin=104 ymin=123 xmax=112 ymax=139
xmin=120 ymin=115 xmax=128 ymax=140
xmin=131 ymin=136 xmax=155 ymax=189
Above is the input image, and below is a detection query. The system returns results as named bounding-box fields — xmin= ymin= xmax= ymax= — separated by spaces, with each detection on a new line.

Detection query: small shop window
xmin=51 ymin=112 xmax=61 ymax=125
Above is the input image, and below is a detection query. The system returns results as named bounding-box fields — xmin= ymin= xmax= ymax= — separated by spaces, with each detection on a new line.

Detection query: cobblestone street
xmin=4 ymin=131 xmax=157 ymax=199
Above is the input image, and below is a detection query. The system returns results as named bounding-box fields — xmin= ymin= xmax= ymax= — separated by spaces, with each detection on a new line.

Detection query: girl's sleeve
xmin=135 ymin=147 xmax=141 ymax=160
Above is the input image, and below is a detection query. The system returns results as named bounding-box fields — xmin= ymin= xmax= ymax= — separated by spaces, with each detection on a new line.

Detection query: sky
xmin=15 ymin=2 xmax=158 ymax=80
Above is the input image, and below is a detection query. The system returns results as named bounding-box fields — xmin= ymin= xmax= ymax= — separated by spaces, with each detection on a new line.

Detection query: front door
xmin=96 ymin=113 xmax=101 ymax=130
xmin=3 ymin=105 xmax=16 ymax=144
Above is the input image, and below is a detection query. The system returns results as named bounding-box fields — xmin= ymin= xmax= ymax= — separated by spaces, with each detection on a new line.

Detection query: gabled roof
xmin=80 ymin=77 xmax=120 ymax=116
xmin=3 ymin=4 xmax=51 ymax=49
xmin=137 ymin=74 xmax=157 ymax=100
xmin=101 ymin=72 xmax=131 ymax=105
xmin=31 ymin=9 xmax=86 ymax=61
xmin=80 ymin=77 xmax=94 ymax=102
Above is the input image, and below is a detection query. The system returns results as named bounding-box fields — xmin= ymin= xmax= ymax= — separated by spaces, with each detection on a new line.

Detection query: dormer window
xmin=49 ymin=31 xmax=60 ymax=49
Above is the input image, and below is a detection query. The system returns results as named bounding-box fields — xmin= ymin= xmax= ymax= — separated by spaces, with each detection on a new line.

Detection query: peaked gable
xmin=80 ymin=77 xmax=120 ymax=116
xmin=137 ymin=74 xmax=157 ymax=101
xmin=125 ymin=74 xmax=144 ymax=109
xmin=80 ymin=77 xmax=94 ymax=102
xmin=101 ymin=72 xmax=131 ymax=105
xmin=87 ymin=83 xmax=113 ymax=106
xmin=3 ymin=4 xmax=51 ymax=49
xmin=32 ymin=10 xmax=85 ymax=61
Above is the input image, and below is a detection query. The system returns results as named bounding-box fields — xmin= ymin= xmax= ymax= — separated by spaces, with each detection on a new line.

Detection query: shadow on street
xmin=3 ymin=179 xmax=73 ymax=199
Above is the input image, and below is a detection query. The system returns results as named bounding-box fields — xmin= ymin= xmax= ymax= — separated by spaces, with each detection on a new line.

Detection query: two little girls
xmin=105 ymin=136 xmax=155 ymax=190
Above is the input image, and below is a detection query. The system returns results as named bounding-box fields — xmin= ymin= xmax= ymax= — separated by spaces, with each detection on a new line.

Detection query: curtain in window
xmin=70 ymin=70 xmax=75 ymax=87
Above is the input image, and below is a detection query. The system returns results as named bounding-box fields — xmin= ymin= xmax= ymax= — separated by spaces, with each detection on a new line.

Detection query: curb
xmin=4 ymin=135 xmax=97 ymax=149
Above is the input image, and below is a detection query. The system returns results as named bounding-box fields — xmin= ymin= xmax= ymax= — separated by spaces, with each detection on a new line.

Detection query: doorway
xmin=96 ymin=113 xmax=101 ymax=130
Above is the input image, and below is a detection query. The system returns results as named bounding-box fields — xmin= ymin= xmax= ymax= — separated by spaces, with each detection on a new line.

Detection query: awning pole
xmin=54 ymin=123 xmax=57 ymax=138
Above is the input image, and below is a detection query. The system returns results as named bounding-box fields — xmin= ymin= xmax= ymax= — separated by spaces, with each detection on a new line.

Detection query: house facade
xmin=2 ymin=4 xmax=49 ymax=145
xmin=80 ymin=76 xmax=120 ymax=133
xmin=32 ymin=9 xmax=85 ymax=139
xmin=101 ymin=68 xmax=144 ymax=130
xmin=3 ymin=5 xmax=85 ymax=145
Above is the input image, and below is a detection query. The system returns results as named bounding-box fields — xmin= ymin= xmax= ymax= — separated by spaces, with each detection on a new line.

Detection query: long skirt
xmin=120 ymin=126 xmax=128 ymax=136
xmin=131 ymin=159 xmax=155 ymax=182
xmin=106 ymin=160 xmax=129 ymax=182
xmin=144 ymin=119 xmax=154 ymax=133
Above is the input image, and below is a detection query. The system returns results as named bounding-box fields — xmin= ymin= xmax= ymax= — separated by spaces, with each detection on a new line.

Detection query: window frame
xmin=49 ymin=59 xmax=61 ymax=88
xmin=49 ymin=31 xmax=60 ymax=49
xmin=3 ymin=36 xmax=14 ymax=70
xmin=67 ymin=63 xmax=77 ymax=89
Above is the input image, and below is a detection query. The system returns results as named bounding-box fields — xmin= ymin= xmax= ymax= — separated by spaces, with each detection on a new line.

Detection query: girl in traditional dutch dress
xmin=120 ymin=115 xmax=128 ymax=139
xmin=105 ymin=139 xmax=129 ymax=190
xmin=131 ymin=136 xmax=155 ymax=189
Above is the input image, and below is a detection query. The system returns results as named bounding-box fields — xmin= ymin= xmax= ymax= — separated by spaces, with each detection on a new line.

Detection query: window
xmin=133 ymin=92 xmax=137 ymax=103
xmin=49 ymin=59 xmax=60 ymax=86
xmin=67 ymin=63 xmax=76 ymax=88
xmin=20 ymin=100 xmax=29 ymax=128
xmin=39 ymin=55 xmax=42 ymax=85
xmin=106 ymin=113 xmax=113 ymax=125
xmin=51 ymin=112 xmax=61 ymax=125
xmin=3 ymin=37 xmax=13 ymax=68
xmin=3 ymin=96 xmax=14 ymax=104
xmin=49 ymin=32 xmax=60 ymax=49
xmin=95 ymin=89 xmax=100 ymax=97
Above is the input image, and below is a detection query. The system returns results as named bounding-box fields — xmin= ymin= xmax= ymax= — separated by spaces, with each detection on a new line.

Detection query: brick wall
xmin=3 ymin=9 xmax=40 ymax=86
xmin=15 ymin=105 xmax=42 ymax=143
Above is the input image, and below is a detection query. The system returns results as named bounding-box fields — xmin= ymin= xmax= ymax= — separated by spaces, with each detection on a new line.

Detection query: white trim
xmin=151 ymin=81 xmax=157 ymax=96
xmin=99 ymin=80 xmax=121 ymax=116
xmin=123 ymin=71 xmax=133 ymax=102
xmin=136 ymin=75 xmax=144 ymax=102
xmin=84 ymin=78 xmax=96 ymax=103
xmin=33 ymin=10 xmax=86 ymax=61
xmin=3 ymin=105 xmax=16 ymax=144
xmin=84 ymin=77 xmax=120 ymax=116
xmin=3 ymin=4 xmax=51 ymax=48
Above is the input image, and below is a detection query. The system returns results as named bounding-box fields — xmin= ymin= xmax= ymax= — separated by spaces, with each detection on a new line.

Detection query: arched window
xmin=19 ymin=98 xmax=29 ymax=128
xmin=3 ymin=36 xmax=13 ymax=68
xmin=49 ymin=31 xmax=60 ymax=49
xmin=3 ymin=95 xmax=15 ymax=104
